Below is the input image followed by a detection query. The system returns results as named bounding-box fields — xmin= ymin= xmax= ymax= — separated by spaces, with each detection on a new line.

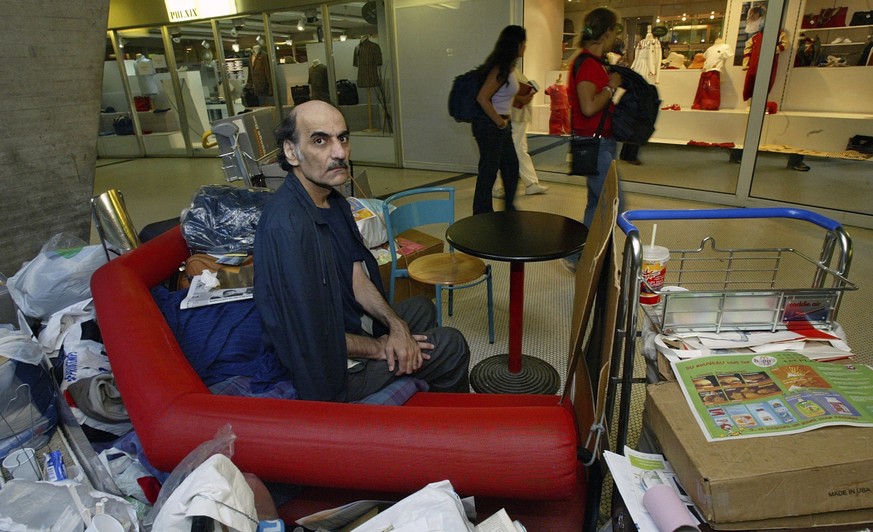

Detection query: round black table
xmin=446 ymin=211 xmax=588 ymax=394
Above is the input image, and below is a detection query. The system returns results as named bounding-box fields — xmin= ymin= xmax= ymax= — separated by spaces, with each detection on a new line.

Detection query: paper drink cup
xmin=2 ymin=448 xmax=40 ymax=480
xmin=640 ymin=245 xmax=669 ymax=304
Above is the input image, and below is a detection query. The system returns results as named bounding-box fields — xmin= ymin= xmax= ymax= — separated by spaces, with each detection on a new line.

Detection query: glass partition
xmin=329 ymin=2 xmax=397 ymax=164
xmin=749 ymin=0 xmax=873 ymax=217
xmin=163 ymin=21 xmax=219 ymax=155
xmin=611 ymin=6 xmax=743 ymax=196
xmin=99 ymin=32 xmax=141 ymax=158
xmin=269 ymin=9 xmax=323 ymax=114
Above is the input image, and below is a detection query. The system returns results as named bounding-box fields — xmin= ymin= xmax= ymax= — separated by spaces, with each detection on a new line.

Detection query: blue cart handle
xmin=618 ymin=207 xmax=842 ymax=235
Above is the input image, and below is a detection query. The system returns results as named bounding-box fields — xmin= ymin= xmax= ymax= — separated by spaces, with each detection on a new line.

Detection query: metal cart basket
xmin=606 ymin=207 xmax=856 ymax=452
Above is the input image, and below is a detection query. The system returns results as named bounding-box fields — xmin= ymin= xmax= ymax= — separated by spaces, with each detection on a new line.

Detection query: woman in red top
xmin=563 ymin=7 xmax=625 ymax=272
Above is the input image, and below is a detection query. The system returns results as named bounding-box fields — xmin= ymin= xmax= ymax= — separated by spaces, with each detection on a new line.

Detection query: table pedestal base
xmin=470 ymin=354 xmax=560 ymax=394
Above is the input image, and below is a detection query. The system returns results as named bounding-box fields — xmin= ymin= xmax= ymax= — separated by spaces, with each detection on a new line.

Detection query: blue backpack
xmin=448 ymin=68 xmax=482 ymax=122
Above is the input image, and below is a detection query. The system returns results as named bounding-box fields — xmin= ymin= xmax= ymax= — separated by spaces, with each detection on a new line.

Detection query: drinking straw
xmin=650 ymin=224 xmax=658 ymax=248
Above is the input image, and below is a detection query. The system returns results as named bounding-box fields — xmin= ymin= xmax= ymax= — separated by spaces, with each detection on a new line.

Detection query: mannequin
xmin=631 ymin=25 xmax=661 ymax=84
xmin=544 ymin=73 xmax=570 ymax=135
xmin=742 ymin=6 xmax=788 ymax=102
xmin=134 ymin=53 xmax=159 ymax=95
xmin=353 ymin=35 xmax=383 ymax=130
xmin=730 ymin=6 xmax=809 ymax=172
xmin=738 ymin=6 xmax=808 ymax=170
xmin=308 ymin=58 xmax=330 ymax=102
xmin=246 ymin=45 xmax=272 ymax=105
xmin=621 ymin=25 xmax=661 ymax=165
xmin=692 ymin=38 xmax=734 ymax=110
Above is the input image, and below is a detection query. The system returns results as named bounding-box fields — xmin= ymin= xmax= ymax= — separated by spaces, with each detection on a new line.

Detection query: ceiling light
xmin=340 ymin=34 xmax=347 ymax=41
xmin=232 ymin=43 xmax=240 ymax=52
xmin=297 ymin=18 xmax=305 ymax=31
xmin=117 ymin=37 xmax=126 ymax=48
xmin=256 ymin=35 xmax=264 ymax=45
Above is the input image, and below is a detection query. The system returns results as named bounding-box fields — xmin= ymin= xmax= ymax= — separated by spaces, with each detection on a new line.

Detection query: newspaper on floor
xmin=180 ymin=271 xmax=253 ymax=309
xmin=603 ymin=447 xmax=702 ymax=532
xmin=673 ymin=351 xmax=873 ymax=441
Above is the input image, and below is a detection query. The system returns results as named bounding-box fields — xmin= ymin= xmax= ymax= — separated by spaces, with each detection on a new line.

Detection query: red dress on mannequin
xmin=545 ymin=83 xmax=570 ymax=135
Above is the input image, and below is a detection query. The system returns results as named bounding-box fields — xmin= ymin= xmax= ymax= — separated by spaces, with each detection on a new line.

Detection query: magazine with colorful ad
xmin=672 ymin=352 xmax=873 ymax=441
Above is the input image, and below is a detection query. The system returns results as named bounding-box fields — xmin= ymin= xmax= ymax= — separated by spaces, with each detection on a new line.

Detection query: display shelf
xmin=799 ymin=24 xmax=873 ymax=32
xmin=820 ymin=41 xmax=869 ymax=46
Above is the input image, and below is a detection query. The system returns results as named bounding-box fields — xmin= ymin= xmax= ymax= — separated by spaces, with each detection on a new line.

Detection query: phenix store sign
xmin=165 ymin=0 xmax=237 ymax=22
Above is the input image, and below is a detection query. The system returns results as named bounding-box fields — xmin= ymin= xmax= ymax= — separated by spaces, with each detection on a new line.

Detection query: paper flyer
xmin=672 ymin=352 xmax=873 ymax=441
xmin=603 ymin=447 xmax=702 ymax=532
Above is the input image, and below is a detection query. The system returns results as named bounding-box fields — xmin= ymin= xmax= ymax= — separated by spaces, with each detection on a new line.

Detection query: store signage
xmin=164 ymin=0 xmax=237 ymax=23
xmin=652 ymin=26 xmax=669 ymax=37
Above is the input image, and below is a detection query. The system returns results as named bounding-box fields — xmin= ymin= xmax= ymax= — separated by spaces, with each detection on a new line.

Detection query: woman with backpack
xmin=563 ymin=8 xmax=626 ymax=273
xmin=471 ymin=25 xmax=532 ymax=214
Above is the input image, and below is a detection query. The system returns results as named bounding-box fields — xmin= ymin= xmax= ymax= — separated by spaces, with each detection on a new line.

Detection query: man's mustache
xmin=327 ymin=160 xmax=349 ymax=170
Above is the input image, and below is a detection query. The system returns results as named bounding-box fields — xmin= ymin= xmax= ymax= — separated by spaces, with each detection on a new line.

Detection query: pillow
xmin=150 ymin=285 xmax=295 ymax=398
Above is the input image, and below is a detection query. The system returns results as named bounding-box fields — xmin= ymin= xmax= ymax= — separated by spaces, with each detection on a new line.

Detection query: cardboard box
xmin=645 ymin=381 xmax=873 ymax=527
xmin=378 ymin=229 xmax=443 ymax=303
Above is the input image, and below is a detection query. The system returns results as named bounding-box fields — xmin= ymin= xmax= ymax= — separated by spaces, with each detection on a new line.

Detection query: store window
xmin=329 ymin=2 xmax=397 ymax=165
xmin=165 ymin=21 xmax=221 ymax=155
xmin=749 ymin=0 xmax=873 ymax=217
xmin=100 ymin=29 xmax=191 ymax=157
xmin=605 ymin=8 xmax=745 ymax=196
xmin=99 ymin=33 xmax=141 ymax=158
xmin=269 ymin=9 xmax=326 ymax=115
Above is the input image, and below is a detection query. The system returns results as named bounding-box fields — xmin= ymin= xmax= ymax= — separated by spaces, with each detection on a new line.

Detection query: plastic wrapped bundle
xmin=0 ymin=351 xmax=58 ymax=460
xmin=180 ymin=185 xmax=274 ymax=255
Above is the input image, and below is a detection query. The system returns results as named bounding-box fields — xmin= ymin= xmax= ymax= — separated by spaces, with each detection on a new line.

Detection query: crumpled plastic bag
xmin=348 ymin=197 xmax=391 ymax=249
xmin=143 ymin=424 xmax=236 ymax=531
xmin=0 ymin=479 xmax=139 ymax=531
xmin=350 ymin=480 xmax=476 ymax=532
xmin=180 ymin=185 xmax=273 ymax=254
xmin=151 ymin=454 xmax=256 ymax=532
xmin=7 ymin=233 xmax=107 ymax=320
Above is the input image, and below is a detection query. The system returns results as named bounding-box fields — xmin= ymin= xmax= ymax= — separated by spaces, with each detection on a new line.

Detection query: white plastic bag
xmin=351 ymin=480 xmax=475 ymax=532
xmin=8 ymin=233 xmax=107 ymax=320
xmin=348 ymin=198 xmax=392 ymax=249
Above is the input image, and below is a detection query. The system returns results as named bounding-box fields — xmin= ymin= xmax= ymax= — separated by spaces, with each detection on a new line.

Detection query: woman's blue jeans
xmin=472 ymin=114 xmax=519 ymax=214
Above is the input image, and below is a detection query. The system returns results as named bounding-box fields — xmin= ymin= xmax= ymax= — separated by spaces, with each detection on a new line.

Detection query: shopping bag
xmin=569 ymin=136 xmax=601 ymax=176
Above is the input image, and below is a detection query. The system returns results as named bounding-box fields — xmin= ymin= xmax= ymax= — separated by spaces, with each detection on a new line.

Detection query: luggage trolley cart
xmin=606 ymin=207 xmax=856 ymax=455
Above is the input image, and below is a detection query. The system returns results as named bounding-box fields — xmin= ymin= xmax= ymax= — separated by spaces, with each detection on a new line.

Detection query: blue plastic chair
xmin=383 ymin=187 xmax=495 ymax=343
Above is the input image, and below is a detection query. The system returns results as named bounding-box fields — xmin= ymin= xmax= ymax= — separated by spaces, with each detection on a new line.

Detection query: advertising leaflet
xmin=603 ymin=447 xmax=702 ymax=531
xmin=673 ymin=352 xmax=873 ymax=441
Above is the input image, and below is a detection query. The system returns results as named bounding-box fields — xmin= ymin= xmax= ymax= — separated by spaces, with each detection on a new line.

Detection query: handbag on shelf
xmin=849 ymin=10 xmax=873 ymax=26
xmin=846 ymin=135 xmax=873 ymax=155
xmin=568 ymin=108 xmax=609 ymax=176
xmin=816 ymin=6 xmax=848 ymax=28
xmin=801 ymin=13 xmax=819 ymax=29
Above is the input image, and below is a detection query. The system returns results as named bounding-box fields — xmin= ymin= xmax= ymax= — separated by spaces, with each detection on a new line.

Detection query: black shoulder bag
xmin=569 ymin=53 xmax=610 ymax=176
xmin=569 ymin=108 xmax=608 ymax=176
